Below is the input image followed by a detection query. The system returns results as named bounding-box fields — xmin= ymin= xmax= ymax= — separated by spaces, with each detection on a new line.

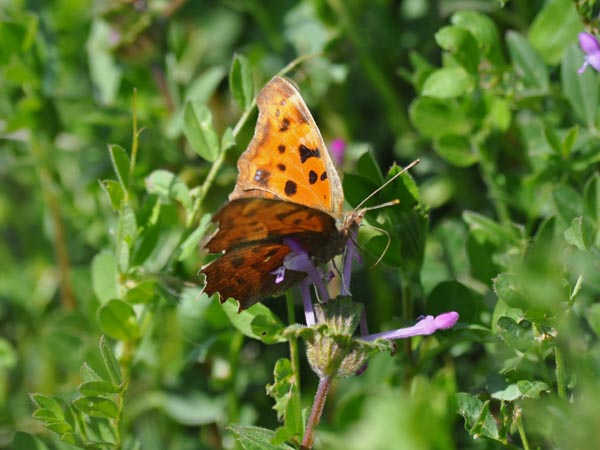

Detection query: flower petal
xmin=579 ymin=32 xmax=600 ymax=55
xmin=361 ymin=312 xmax=459 ymax=341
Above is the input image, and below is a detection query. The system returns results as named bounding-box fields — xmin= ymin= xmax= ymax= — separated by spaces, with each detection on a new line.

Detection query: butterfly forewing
xmin=231 ymin=77 xmax=344 ymax=218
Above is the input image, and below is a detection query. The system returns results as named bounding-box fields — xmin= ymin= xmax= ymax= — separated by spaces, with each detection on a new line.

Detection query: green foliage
xmin=3 ymin=1 xmax=600 ymax=449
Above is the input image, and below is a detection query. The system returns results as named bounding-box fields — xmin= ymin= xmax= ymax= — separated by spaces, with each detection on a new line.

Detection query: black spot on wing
xmin=280 ymin=118 xmax=290 ymax=132
xmin=299 ymin=144 xmax=320 ymax=163
xmin=284 ymin=180 xmax=297 ymax=197
xmin=308 ymin=170 xmax=318 ymax=184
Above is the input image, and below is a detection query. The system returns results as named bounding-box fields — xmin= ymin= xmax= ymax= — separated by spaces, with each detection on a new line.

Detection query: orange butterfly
xmin=200 ymin=77 xmax=372 ymax=309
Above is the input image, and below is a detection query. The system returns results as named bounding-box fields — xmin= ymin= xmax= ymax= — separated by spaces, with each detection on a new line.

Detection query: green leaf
xmin=528 ymin=0 xmax=582 ymax=65
xmin=564 ymin=216 xmax=593 ymax=251
xmin=145 ymin=169 xmax=192 ymax=211
xmin=543 ymin=125 xmax=562 ymax=154
xmin=493 ymin=273 xmax=528 ymax=309
xmin=80 ymin=363 xmax=104 ymax=383
xmin=91 ymin=251 xmax=119 ymax=304
xmin=433 ymin=134 xmax=478 ymax=167
xmin=516 ymin=380 xmax=550 ymax=399
xmin=185 ymin=66 xmax=227 ymax=105
xmin=553 ymin=185 xmax=584 ymax=224
xmin=435 ymin=26 xmax=479 ymax=73
xmin=463 ymin=211 xmax=521 ymax=247
xmin=221 ymin=299 xmax=286 ymax=344
xmin=220 ymin=126 xmax=236 ymax=153
xmin=355 ymin=149 xmax=384 ymax=185
xmin=561 ymin=45 xmax=599 ymax=127
xmin=97 ymin=299 xmax=140 ymax=341
xmin=584 ymin=172 xmax=600 ymax=223
xmin=87 ymin=19 xmax=122 ymax=105
xmin=506 ymin=31 xmax=549 ymax=92
xmin=496 ymin=316 xmax=534 ymax=353
xmin=228 ymin=425 xmax=295 ymax=450
xmin=30 ymin=394 xmax=65 ymax=421
xmin=422 ymin=67 xmax=473 ymax=99
xmin=409 ymin=97 xmax=471 ymax=139
xmin=73 ymin=396 xmax=118 ymax=419
xmin=451 ymin=10 xmax=504 ymax=65
xmin=78 ymin=380 xmax=121 ymax=396
xmin=125 ymin=281 xmax=156 ymax=304
xmin=108 ymin=144 xmax=130 ymax=192
xmin=99 ymin=336 xmax=122 ymax=385
xmin=183 ymin=101 xmax=220 ymax=162
xmin=178 ymin=213 xmax=212 ymax=261
xmin=483 ymin=95 xmax=511 ymax=132
xmin=587 ymin=303 xmax=600 ymax=338
xmin=13 ymin=431 xmax=51 ymax=450
xmin=427 ymin=280 xmax=478 ymax=323
xmin=456 ymin=393 xmax=500 ymax=440
xmin=162 ymin=392 xmax=226 ymax=426
xmin=99 ymin=179 xmax=124 ymax=212
xmin=266 ymin=359 xmax=303 ymax=443
xmin=229 ymin=53 xmax=254 ymax=110
xmin=562 ymin=125 xmax=578 ymax=158
xmin=116 ymin=202 xmax=137 ymax=272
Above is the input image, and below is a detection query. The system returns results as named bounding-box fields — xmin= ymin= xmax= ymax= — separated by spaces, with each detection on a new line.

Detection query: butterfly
xmin=200 ymin=76 xmax=411 ymax=310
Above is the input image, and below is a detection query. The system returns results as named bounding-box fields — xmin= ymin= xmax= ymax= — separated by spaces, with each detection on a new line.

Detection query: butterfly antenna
xmin=361 ymin=223 xmax=392 ymax=268
xmin=354 ymin=159 xmax=420 ymax=211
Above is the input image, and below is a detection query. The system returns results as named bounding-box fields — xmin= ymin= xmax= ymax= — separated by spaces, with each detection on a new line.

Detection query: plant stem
xmin=285 ymin=290 xmax=301 ymax=392
xmin=127 ymin=88 xmax=140 ymax=200
xmin=515 ymin=406 xmax=530 ymax=450
xmin=476 ymin=142 xmax=511 ymax=226
xmin=31 ymin=137 xmax=76 ymax=310
xmin=301 ymin=376 xmax=332 ymax=450
xmin=554 ymin=346 xmax=567 ymax=399
xmin=326 ymin=0 xmax=410 ymax=134
xmin=227 ymin=332 xmax=244 ymax=424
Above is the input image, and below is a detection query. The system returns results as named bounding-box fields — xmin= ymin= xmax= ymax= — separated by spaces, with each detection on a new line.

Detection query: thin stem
xmin=31 ymin=137 xmax=75 ymax=310
xmin=115 ymin=340 xmax=134 ymax=450
xmin=285 ymin=289 xmax=302 ymax=392
xmin=127 ymin=88 xmax=141 ymax=200
xmin=400 ymin=279 xmax=413 ymax=362
xmin=515 ymin=406 xmax=530 ymax=450
xmin=227 ymin=332 xmax=244 ymax=423
xmin=476 ymin=142 xmax=511 ymax=226
xmin=301 ymin=376 xmax=332 ymax=450
xmin=326 ymin=0 xmax=409 ymax=134
xmin=554 ymin=346 xmax=567 ymax=399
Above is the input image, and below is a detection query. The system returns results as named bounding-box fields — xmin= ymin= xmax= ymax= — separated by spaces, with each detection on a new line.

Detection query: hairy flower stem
xmin=554 ymin=346 xmax=566 ymax=399
xmin=301 ymin=376 xmax=332 ymax=450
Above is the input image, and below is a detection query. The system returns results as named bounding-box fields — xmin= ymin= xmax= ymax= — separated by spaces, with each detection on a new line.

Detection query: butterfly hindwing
xmin=200 ymin=198 xmax=344 ymax=308
xmin=202 ymin=242 xmax=304 ymax=310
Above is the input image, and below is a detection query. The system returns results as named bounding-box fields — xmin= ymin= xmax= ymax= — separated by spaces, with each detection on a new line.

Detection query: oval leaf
xmin=97 ymin=299 xmax=140 ymax=341
xmin=183 ymin=101 xmax=220 ymax=162
xmin=229 ymin=54 xmax=254 ymax=110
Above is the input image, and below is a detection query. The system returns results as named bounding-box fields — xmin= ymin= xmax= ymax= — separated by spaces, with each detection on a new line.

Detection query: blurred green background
xmin=3 ymin=0 xmax=600 ymax=449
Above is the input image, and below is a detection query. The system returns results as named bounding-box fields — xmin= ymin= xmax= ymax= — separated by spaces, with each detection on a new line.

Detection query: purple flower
xmin=361 ymin=311 xmax=460 ymax=342
xmin=330 ymin=138 xmax=346 ymax=167
xmin=578 ymin=32 xmax=600 ymax=74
